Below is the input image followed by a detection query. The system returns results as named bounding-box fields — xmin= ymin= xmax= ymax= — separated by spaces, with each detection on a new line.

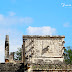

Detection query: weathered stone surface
xmin=32 ymin=64 xmax=72 ymax=70
xmin=5 ymin=35 xmax=9 ymax=62
xmin=23 ymin=35 xmax=65 ymax=64
xmin=23 ymin=35 xmax=65 ymax=38
xmin=1 ymin=35 xmax=72 ymax=72
xmin=0 ymin=63 xmax=24 ymax=72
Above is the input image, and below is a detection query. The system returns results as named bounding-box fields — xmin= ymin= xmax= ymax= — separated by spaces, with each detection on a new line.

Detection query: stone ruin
xmin=5 ymin=35 xmax=65 ymax=64
xmin=5 ymin=35 xmax=22 ymax=63
xmin=0 ymin=35 xmax=72 ymax=72
xmin=23 ymin=35 xmax=65 ymax=65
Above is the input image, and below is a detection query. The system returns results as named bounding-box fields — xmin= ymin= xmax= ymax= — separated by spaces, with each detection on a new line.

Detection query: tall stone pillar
xmin=22 ymin=44 xmax=24 ymax=63
xmin=22 ymin=38 xmax=27 ymax=65
xmin=5 ymin=35 xmax=9 ymax=62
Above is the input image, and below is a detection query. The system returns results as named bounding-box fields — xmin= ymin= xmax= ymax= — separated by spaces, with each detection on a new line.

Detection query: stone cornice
xmin=23 ymin=35 xmax=65 ymax=39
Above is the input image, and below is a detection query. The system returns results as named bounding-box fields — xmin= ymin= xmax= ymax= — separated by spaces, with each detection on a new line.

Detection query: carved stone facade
xmin=23 ymin=35 xmax=65 ymax=64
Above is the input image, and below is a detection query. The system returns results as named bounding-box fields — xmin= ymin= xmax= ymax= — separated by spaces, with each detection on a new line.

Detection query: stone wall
xmin=32 ymin=63 xmax=72 ymax=72
xmin=0 ymin=63 xmax=72 ymax=72
xmin=23 ymin=35 xmax=65 ymax=64
xmin=9 ymin=52 xmax=22 ymax=64
xmin=33 ymin=70 xmax=72 ymax=72
xmin=0 ymin=63 xmax=24 ymax=72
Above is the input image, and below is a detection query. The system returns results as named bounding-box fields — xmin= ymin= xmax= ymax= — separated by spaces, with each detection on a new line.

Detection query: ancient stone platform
xmin=0 ymin=63 xmax=24 ymax=72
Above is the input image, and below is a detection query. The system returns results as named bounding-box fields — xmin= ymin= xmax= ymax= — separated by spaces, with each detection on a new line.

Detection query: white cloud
xmin=0 ymin=44 xmax=4 ymax=62
xmin=0 ymin=13 xmax=33 ymax=25
xmin=9 ymin=11 xmax=16 ymax=16
xmin=20 ymin=17 xmax=33 ymax=24
xmin=26 ymin=26 xmax=56 ymax=35
xmin=0 ymin=14 xmax=4 ymax=21
xmin=63 ymin=23 xmax=70 ymax=27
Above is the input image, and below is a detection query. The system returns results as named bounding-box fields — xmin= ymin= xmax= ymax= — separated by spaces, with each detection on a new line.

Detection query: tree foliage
xmin=14 ymin=47 xmax=22 ymax=60
xmin=64 ymin=46 xmax=72 ymax=64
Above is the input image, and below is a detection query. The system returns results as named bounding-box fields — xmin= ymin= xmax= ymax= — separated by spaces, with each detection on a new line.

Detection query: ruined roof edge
xmin=23 ymin=35 xmax=65 ymax=38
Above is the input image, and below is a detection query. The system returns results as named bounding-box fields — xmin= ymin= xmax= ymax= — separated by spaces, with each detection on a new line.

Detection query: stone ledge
xmin=32 ymin=64 xmax=72 ymax=70
xmin=23 ymin=35 xmax=65 ymax=38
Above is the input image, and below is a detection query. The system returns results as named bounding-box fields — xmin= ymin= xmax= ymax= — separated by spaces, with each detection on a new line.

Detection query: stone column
xmin=22 ymin=44 xmax=24 ymax=63
xmin=22 ymin=38 xmax=27 ymax=65
xmin=5 ymin=35 xmax=9 ymax=62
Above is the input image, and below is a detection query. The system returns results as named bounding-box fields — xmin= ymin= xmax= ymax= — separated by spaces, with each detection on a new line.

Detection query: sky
xmin=0 ymin=0 xmax=72 ymax=62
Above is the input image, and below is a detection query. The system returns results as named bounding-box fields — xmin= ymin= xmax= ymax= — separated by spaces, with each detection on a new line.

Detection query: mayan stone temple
xmin=0 ymin=35 xmax=72 ymax=72
xmin=23 ymin=35 xmax=65 ymax=65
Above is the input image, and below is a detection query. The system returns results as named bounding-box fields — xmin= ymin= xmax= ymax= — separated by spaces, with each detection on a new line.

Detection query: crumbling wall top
xmin=23 ymin=35 xmax=65 ymax=38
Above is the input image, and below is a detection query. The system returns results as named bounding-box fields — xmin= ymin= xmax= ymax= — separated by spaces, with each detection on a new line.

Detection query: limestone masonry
xmin=23 ymin=35 xmax=65 ymax=64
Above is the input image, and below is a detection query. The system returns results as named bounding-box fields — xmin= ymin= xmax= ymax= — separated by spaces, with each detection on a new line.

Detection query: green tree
xmin=14 ymin=47 xmax=22 ymax=60
xmin=64 ymin=46 xmax=72 ymax=64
